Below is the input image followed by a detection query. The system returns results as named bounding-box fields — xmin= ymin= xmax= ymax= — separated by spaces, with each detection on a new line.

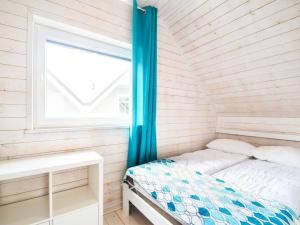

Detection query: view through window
xmin=45 ymin=40 xmax=131 ymax=120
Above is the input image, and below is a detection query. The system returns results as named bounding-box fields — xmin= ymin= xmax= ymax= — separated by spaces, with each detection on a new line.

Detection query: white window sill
xmin=25 ymin=125 xmax=130 ymax=134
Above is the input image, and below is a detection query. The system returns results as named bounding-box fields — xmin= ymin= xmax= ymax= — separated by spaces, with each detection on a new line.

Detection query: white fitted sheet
xmin=214 ymin=159 xmax=300 ymax=216
xmin=169 ymin=149 xmax=249 ymax=175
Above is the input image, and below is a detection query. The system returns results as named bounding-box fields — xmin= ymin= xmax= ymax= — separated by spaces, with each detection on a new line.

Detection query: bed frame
xmin=122 ymin=183 xmax=175 ymax=225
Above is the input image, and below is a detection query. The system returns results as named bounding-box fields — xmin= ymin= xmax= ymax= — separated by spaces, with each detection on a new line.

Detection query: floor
xmin=104 ymin=207 xmax=153 ymax=225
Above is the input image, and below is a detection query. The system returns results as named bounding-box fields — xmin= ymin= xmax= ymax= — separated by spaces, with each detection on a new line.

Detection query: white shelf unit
xmin=0 ymin=151 xmax=103 ymax=225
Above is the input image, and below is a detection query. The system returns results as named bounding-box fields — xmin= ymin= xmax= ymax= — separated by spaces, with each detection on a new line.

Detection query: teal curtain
xmin=127 ymin=1 xmax=158 ymax=168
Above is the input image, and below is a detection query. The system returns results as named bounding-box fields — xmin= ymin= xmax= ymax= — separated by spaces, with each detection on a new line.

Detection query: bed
xmin=123 ymin=139 xmax=300 ymax=225
xmin=123 ymin=147 xmax=251 ymax=224
xmin=214 ymin=159 xmax=300 ymax=218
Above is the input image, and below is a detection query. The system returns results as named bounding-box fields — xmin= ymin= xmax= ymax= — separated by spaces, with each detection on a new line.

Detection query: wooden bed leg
xmin=122 ymin=183 xmax=130 ymax=216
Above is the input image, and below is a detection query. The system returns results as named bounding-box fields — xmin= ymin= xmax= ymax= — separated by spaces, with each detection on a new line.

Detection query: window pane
xmin=45 ymin=40 xmax=131 ymax=120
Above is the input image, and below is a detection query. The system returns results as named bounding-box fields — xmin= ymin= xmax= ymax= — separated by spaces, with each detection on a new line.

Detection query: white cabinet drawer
xmin=53 ymin=205 xmax=98 ymax=225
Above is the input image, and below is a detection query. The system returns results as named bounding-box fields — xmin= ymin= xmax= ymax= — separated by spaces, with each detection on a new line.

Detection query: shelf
xmin=0 ymin=151 xmax=102 ymax=181
xmin=0 ymin=195 xmax=49 ymax=225
xmin=0 ymin=151 xmax=102 ymax=225
xmin=53 ymin=186 xmax=98 ymax=217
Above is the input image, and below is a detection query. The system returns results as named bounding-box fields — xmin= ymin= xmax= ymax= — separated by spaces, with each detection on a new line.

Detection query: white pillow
xmin=206 ymin=139 xmax=255 ymax=156
xmin=253 ymin=146 xmax=300 ymax=168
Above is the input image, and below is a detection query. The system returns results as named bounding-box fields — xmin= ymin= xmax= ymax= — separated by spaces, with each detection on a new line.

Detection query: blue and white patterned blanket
xmin=124 ymin=159 xmax=300 ymax=225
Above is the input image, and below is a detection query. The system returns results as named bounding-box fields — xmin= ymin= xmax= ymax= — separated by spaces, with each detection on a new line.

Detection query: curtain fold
xmin=127 ymin=0 xmax=158 ymax=168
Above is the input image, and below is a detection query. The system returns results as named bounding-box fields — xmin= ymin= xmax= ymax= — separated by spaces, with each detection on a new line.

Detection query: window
xmin=31 ymin=21 xmax=131 ymax=129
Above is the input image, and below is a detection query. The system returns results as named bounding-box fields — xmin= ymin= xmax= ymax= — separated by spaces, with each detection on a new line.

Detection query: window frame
xmin=28 ymin=15 xmax=132 ymax=130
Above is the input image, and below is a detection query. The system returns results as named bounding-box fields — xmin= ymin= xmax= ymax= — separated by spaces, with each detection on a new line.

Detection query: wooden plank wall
xmin=159 ymin=0 xmax=300 ymax=142
xmin=0 ymin=0 xmax=216 ymax=212
xmin=217 ymin=116 xmax=300 ymax=141
xmin=161 ymin=0 xmax=300 ymax=117
xmin=217 ymin=133 xmax=300 ymax=148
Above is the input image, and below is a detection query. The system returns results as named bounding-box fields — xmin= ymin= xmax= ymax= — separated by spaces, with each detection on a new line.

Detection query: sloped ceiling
xmin=149 ymin=0 xmax=300 ymax=118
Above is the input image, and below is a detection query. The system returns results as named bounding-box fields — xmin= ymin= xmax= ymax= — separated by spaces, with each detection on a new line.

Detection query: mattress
xmin=214 ymin=159 xmax=300 ymax=217
xmin=125 ymin=150 xmax=249 ymax=224
xmin=124 ymin=159 xmax=300 ymax=225
xmin=169 ymin=149 xmax=249 ymax=175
